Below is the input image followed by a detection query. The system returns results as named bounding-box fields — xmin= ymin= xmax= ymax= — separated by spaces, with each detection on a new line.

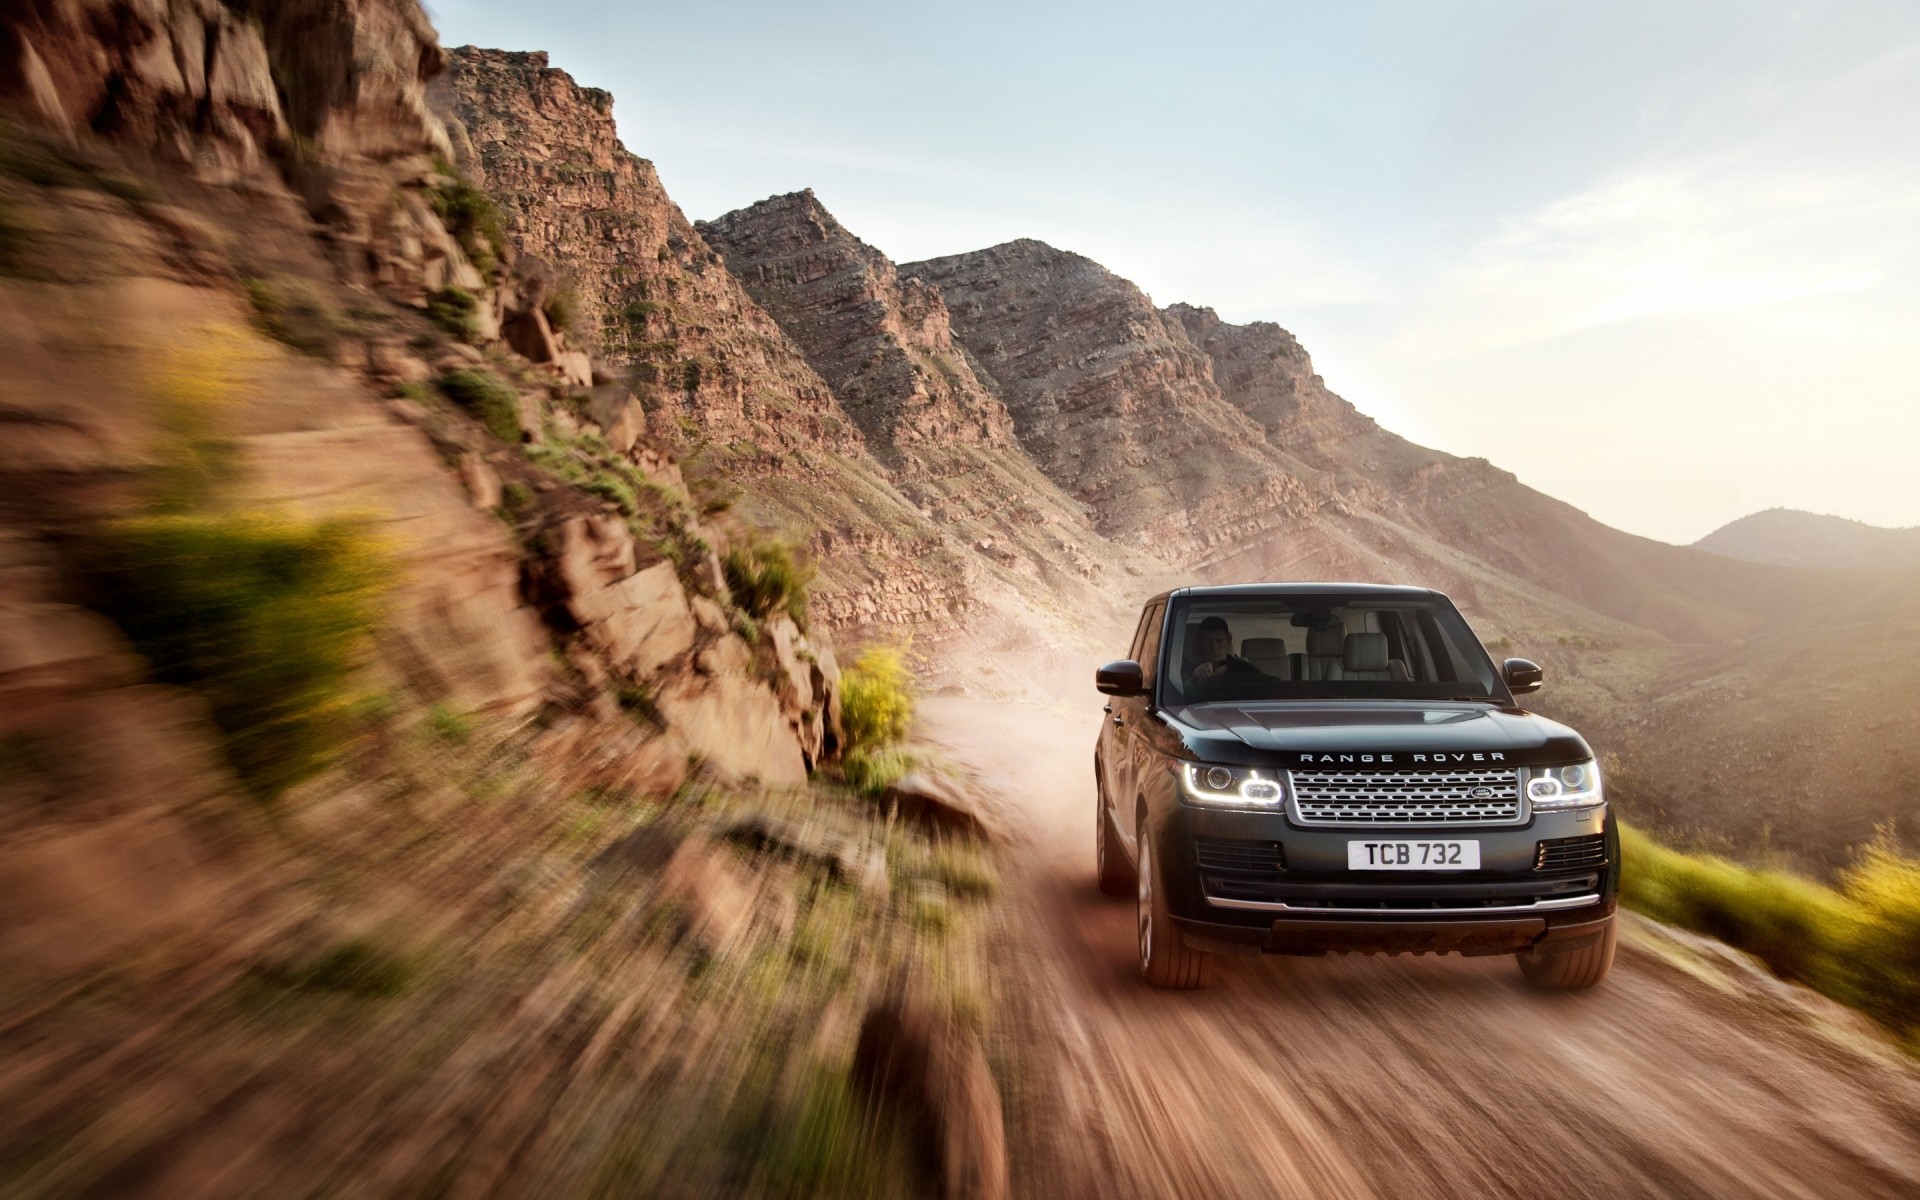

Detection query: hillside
xmin=1695 ymin=508 xmax=1920 ymax=570
xmin=905 ymin=242 xmax=1856 ymax=645
xmin=430 ymin=49 xmax=1171 ymax=647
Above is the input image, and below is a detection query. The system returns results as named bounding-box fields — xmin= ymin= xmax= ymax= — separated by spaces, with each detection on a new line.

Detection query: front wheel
xmin=1515 ymin=918 xmax=1616 ymax=990
xmin=1137 ymin=815 xmax=1211 ymax=989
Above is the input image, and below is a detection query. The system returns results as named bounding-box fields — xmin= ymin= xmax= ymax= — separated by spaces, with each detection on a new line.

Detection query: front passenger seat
xmin=1342 ymin=632 xmax=1410 ymax=681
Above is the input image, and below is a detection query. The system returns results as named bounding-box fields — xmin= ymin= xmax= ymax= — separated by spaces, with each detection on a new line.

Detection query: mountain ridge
xmin=1693 ymin=508 xmax=1920 ymax=571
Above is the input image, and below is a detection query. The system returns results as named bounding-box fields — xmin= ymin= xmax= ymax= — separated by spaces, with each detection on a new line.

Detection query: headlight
xmin=1525 ymin=761 xmax=1603 ymax=810
xmin=1179 ymin=762 xmax=1286 ymax=809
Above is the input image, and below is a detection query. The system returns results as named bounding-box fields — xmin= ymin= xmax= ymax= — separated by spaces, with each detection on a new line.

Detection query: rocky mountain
xmin=428 ymin=48 xmax=852 ymax=457
xmin=1694 ymin=508 xmax=1920 ymax=571
xmin=430 ymin=49 xmax=1175 ymax=643
xmin=904 ymin=242 xmax=1854 ymax=644
xmin=697 ymin=190 xmax=1015 ymax=454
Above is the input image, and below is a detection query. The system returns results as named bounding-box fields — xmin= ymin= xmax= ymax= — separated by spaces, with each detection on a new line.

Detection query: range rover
xmin=1094 ymin=583 xmax=1618 ymax=990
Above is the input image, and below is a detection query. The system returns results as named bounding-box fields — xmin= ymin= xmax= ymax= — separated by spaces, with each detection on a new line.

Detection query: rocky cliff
xmin=427 ymin=48 xmax=854 ymax=457
xmin=429 ymin=49 xmax=1175 ymax=642
xmin=0 ymin=0 xmax=846 ymax=999
xmin=698 ymin=190 xmax=1015 ymax=454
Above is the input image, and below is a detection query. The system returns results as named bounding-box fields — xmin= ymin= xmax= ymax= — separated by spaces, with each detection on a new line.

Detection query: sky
xmin=428 ymin=0 xmax=1920 ymax=545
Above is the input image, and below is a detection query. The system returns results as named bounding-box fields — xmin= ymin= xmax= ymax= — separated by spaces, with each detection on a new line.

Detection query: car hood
xmin=1163 ymin=701 xmax=1590 ymax=767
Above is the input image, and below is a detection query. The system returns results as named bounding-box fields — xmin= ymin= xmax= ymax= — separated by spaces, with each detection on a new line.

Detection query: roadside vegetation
xmin=81 ymin=330 xmax=392 ymax=801
xmin=838 ymin=646 xmax=916 ymax=796
xmin=1623 ymin=824 xmax=1920 ymax=1043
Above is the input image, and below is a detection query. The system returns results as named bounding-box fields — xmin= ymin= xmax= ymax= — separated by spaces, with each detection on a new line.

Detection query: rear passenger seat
xmin=1241 ymin=637 xmax=1290 ymax=679
xmin=1342 ymin=632 xmax=1410 ymax=681
xmin=1305 ymin=625 xmax=1345 ymax=680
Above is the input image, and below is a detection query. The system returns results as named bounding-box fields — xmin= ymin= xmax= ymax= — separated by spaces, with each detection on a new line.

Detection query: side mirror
xmin=1503 ymin=657 xmax=1543 ymax=695
xmin=1095 ymin=659 xmax=1146 ymax=697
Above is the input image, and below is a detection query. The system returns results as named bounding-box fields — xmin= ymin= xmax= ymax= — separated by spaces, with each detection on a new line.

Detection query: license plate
xmin=1348 ymin=840 xmax=1480 ymax=870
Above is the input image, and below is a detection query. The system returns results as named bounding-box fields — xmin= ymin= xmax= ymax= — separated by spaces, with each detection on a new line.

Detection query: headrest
xmin=1242 ymin=637 xmax=1287 ymax=662
xmin=1307 ymin=625 xmax=1345 ymax=657
xmin=1344 ymin=632 xmax=1389 ymax=671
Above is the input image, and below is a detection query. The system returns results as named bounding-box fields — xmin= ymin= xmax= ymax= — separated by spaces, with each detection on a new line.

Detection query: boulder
xmin=553 ymin=348 xmax=593 ymax=390
xmin=587 ymin=386 xmax=646 ymax=454
xmin=657 ymin=670 xmax=807 ymax=788
xmin=502 ymin=304 xmax=560 ymax=365
xmin=853 ymin=996 xmax=1007 ymax=1200
xmin=883 ymin=772 xmax=994 ymax=841
xmin=594 ymin=826 xmax=752 ymax=954
xmin=551 ymin=514 xmax=637 ymax=595
xmin=767 ymin=617 xmax=814 ymax=715
xmin=568 ymin=560 xmax=698 ymax=680
xmin=725 ymin=812 xmax=888 ymax=897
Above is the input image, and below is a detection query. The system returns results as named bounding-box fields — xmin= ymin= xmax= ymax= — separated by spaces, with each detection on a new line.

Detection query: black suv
xmin=1094 ymin=584 xmax=1618 ymax=990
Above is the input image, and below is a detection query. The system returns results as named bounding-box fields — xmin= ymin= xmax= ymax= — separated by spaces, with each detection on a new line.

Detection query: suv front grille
xmin=1289 ymin=768 xmax=1523 ymax=826
xmin=1536 ymin=833 xmax=1608 ymax=871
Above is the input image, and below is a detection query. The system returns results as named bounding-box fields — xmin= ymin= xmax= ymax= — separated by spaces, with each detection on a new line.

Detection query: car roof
xmin=1142 ymin=582 xmax=1447 ymax=605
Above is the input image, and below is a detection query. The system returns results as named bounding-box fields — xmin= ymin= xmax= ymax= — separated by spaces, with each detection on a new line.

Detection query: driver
xmin=1185 ymin=616 xmax=1258 ymax=685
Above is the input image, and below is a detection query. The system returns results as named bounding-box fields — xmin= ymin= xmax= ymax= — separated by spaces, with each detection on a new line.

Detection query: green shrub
xmin=429 ymin=175 xmax=507 ymax=273
xmin=253 ymin=937 xmax=416 ymax=998
xmin=614 ymin=680 xmax=661 ymax=726
xmin=724 ymin=537 xmax=814 ymax=628
xmin=1621 ymin=824 xmax=1920 ymax=1037
xmin=437 ymin=368 xmax=521 ymax=442
xmin=426 ymin=286 xmax=483 ymax=343
xmin=543 ymin=283 xmax=580 ymax=333
xmin=85 ymin=511 xmax=390 ymax=799
xmin=426 ymin=703 xmax=472 ymax=745
xmin=583 ymin=470 xmax=638 ymax=515
xmin=842 ymin=746 xmax=911 ymax=797
xmin=839 ymin=647 xmax=913 ymax=755
xmin=244 ymin=276 xmax=348 ymax=358
xmin=931 ymin=843 xmax=999 ymax=900
xmin=1620 ymin=825 xmax=1847 ymax=983
xmin=1835 ymin=847 xmax=1920 ymax=1031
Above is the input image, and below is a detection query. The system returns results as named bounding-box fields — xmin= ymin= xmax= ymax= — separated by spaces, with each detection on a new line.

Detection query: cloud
xmin=1386 ymin=156 xmax=1916 ymax=363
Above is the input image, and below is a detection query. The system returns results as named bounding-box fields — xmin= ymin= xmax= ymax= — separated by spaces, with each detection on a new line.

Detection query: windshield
xmin=1159 ymin=593 xmax=1504 ymax=705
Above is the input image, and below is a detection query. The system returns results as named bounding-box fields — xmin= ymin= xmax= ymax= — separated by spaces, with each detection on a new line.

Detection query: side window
xmin=1137 ymin=603 xmax=1166 ymax=691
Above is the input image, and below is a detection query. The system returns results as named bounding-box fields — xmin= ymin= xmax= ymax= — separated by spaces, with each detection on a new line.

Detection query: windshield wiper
xmin=1438 ymin=695 xmax=1501 ymax=703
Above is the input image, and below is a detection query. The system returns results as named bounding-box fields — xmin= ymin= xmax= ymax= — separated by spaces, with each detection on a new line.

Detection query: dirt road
xmin=917 ymin=695 xmax=1920 ymax=1200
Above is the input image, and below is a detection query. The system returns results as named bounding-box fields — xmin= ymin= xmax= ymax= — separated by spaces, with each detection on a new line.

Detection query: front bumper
xmin=1159 ymin=801 xmax=1618 ymax=957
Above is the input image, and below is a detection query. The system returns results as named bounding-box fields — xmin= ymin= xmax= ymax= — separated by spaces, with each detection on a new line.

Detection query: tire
xmin=1137 ymin=811 xmax=1212 ymax=989
xmin=1516 ymin=918 xmax=1616 ymax=990
xmin=1095 ymin=773 xmax=1134 ymax=897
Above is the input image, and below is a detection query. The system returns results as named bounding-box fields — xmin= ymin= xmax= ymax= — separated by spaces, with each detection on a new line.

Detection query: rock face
xmin=901 ymin=240 xmax=1332 ymax=562
xmin=699 ymin=191 xmax=1016 ymax=453
xmin=0 ymin=0 xmax=853 ymax=992
xmin=429 ymin=48 xmax=855 ymax=456
xmin=429 ymin=54 xmax=1164 ymax=639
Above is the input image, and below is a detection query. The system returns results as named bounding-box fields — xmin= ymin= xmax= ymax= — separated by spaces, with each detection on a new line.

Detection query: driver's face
xmin=1197 ymin=629 xmax=1232 ymax=662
